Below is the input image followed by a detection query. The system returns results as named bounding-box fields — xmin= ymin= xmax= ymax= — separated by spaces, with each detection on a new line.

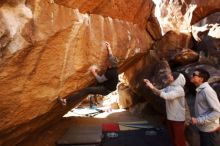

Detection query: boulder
xmin=124 ymin=55 xmax=171 ymax=114
xmin=158 ymin=0 xmax=220 ymax=33
xmin=54 ymin=0 xmax=153 ymax=27
xmin=192 ymin=12 xmax=220 ymax=66
xmin=187 ymin=0 xmax=220 ymax=25
xmin=117 ymin=82 xmax=133 ymax=109
xmin=153 ymin=31 xmax=198 ymax=66
xmin=0 ymin=1 xmax=155 ymax=146
xmin=54 ymin=0 xmax=162 ymax=39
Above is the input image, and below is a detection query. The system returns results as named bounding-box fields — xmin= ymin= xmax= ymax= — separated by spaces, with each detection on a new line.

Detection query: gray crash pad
xmin=56 ymin=125 xmax=102 ymax=146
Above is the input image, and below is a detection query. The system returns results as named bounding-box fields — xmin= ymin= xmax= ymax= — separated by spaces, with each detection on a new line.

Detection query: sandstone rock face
xmin=158 ymin=0 xmax=190 ymax=33
xmin=2 ymin=0 xmax=220 ymax=145
xmin=0 ymin=1 xmax=154 ymax=146
xmin=54 ymin=0 xmax=152 ymax=27
xmin=192 ymin=12 xmax=220 ymax=66
xmin=155 ymin=31 xmax=192 ymax=56
xmin=188 ymin=0 xmax=220 ymax=25
xmin=146 ymin=6 xmax=162 ymax=40
xmin=54 ymin=0 xmax=162 ymax=39
xmin=124 ymin=56 xmax=171 ymax=114
xmin=172 ymin=48 xmax=199 ymax=67
xmin=158 ymin=0 xmax=220 ymax=33
xmin=153 ymin=30 xmax=199 ymax=66
xmin=0 ymin=1 xmax=32 ymax=58
xmin=117 ymin=82 xmax=133 ymax=109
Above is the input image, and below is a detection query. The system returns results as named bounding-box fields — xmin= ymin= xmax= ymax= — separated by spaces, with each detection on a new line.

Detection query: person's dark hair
xmin=109 ymin=55 xmax=118 ymax=67
xmin=194 ymin=68 xmax=210 ymax=82
xmin=172 ymin=72 xmax=180 ymax=80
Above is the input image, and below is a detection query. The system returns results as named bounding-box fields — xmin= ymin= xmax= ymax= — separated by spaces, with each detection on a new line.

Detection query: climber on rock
xmin=58 ymin=42 xmax=119 ymax=106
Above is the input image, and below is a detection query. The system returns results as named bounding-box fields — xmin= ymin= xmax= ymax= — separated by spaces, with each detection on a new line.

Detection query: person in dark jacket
xmin=58 ymin=42 xmax=119 ymax=106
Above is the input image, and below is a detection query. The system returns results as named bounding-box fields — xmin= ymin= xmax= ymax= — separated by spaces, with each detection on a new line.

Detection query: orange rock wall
xmin=0 ymin=0 xmax=155 ymax=145
xmin=158 ymin=0 xmax=220 ymax=33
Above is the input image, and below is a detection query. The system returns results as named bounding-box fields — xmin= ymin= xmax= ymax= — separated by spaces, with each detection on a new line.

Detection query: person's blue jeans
xmin=66 ymin=86 xmax=111 ymax=105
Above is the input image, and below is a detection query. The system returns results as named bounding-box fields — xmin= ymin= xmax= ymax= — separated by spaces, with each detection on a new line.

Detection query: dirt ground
xmin=17 ymin=108 xmax=162 ymax=146
xmin=16 ymin=96 xmax=199 ymax=146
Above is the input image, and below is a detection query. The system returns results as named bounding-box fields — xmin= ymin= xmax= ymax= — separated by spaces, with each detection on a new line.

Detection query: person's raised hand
xmin=89 ymin=65 xmax=98 ymax=73
xmin=143 ymin=79 xmax=154 ymax=89
xmin=104 ymin=41 xmax=111 ymax=51
xmin=105 ymin=41 xmax=110 ymax=47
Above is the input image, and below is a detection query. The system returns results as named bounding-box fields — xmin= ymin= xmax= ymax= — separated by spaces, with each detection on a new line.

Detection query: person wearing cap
xmin=144 ymin=72 xmax=187 ymax=146
xmin=190 ymin=68 xmax=220 ymax=146
xmin=58 ymin=42 xmax=119 ymax=106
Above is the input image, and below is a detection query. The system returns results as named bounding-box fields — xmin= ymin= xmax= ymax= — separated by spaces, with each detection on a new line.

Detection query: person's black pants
xmin=199 ymin=130 xmax=220 ymax=146
xmin=67 ymin=86 xmax=111 ymax=105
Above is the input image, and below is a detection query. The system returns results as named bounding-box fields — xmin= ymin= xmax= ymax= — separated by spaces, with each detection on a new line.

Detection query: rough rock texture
xmin=124 ymin=55 xmax=171 ymax=114
xmin=159 ymin=0 xmax=190 ymax=33
xmin=158 ymin=0 xmax=220 ymax=33
xmin=188 ymin=0 xmax=220 ymax=25
xmin=146 ymin=6 xmax=162 ymax=40
xmin=54 ymin=0 xmax=152 ymax=27
xmin=153 ymin=31 xmax=199 ymax=67
xmin=117 ymin=74 xmax=134 ymax=109
xmin=171 ymin=48 xmax=199 ymax=67
xmin=0 ymin=1 xmax=154 ymax=146
xmin=54 ymin=0 xmax=162 ymax=40
xmin=153 ymin=31 xmax=198 ymax=63
xmin=0 ymin=1 xmax=32 ymax=58
xmin=192 ymin=12 xmax=220 ymax=66
xmin=117 ymin=82 xmax=134 ymax=109
xmin=1 ymin=0 xmax=220 ymax=146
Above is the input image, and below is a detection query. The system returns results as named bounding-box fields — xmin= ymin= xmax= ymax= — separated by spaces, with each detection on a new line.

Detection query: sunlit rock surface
xmin=158 ymin=0 xmax=220 ymax=33
xmin=188 ymin=0 xmax=220 ymax=25
xmin=192 ymin=12 xmax=220 ymax=66
xmin=117 ymin=74 xmax=134 ymax=109
xmin=0 ymin=1 xmax=32 ymax=58
xmin=154 ymin=31 xmax=192 ymax=57
xmin=54 ymin=0 xmax=152 ymax=27
xmin=153 ymin=31 xmax=199 ymax=66
xmin=1 ymin=0 xmax=220 ymax=146
xmin=54 ymin=0 xmax=162 ymax=39
xmin=0 ymin=1 xmax=154 ymax=146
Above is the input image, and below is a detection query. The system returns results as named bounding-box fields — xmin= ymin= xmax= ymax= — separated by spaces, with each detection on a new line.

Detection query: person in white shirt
xmin=144 ymin=72 xmax=186 ymax=146
xmin=191 ymin=68 xmax=220 ymax=146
